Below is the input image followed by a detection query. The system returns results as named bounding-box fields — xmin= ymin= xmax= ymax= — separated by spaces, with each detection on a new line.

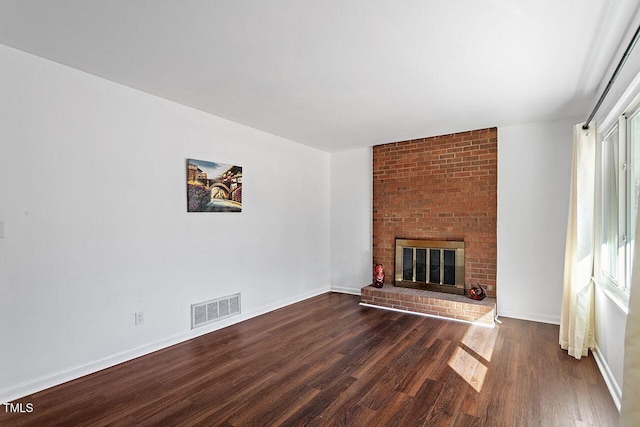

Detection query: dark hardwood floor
xmin=1 ymin=292 xmax=618 ymax=426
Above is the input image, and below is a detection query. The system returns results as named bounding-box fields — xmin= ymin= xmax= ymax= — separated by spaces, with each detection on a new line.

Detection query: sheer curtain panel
xmin=559 ymin=124 xmax=596 ymax=359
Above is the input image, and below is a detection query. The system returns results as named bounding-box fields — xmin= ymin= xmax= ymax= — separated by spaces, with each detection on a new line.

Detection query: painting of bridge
xmin=187 ymin=158 xmax=242 ymax=212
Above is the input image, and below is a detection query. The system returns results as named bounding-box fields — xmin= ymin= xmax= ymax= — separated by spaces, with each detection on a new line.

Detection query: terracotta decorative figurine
xmin=373 ymin=264 xmax=384 ymax=288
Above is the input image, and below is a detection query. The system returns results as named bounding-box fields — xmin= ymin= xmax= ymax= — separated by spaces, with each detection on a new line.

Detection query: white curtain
xmin=559 ymin=124 xmax=596 ymax=359
xmin=620 ymin=208 xmax=640 ymax=425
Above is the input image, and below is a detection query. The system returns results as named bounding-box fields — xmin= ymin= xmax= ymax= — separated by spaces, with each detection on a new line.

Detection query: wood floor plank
xmin=0 ymin=292 xmax=619 ymax=426
xmin=398 ymin=378 xmax=445 ymax=426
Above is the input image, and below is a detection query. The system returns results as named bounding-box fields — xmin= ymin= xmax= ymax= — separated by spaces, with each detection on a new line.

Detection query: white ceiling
xmin=1 ymin=0 xmax=639 ymax=152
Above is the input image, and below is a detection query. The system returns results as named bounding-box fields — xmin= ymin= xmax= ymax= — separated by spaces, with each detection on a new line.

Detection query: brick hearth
xmin=361 ymin=284 xmax=496 ymax=326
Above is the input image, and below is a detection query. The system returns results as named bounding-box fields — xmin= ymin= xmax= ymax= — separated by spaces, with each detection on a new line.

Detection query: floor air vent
xmin=191 ymin=293 xmax=241 ymax=329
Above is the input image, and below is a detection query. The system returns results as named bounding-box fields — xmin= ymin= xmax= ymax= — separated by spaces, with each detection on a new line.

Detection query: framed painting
xmin=187 ymin=158 xmax=242 ymax=212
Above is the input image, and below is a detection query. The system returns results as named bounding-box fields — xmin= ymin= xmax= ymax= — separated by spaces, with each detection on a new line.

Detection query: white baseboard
xmin=496 ymin=308 xmax=560 ymax=325
xmin=330 ymin=285 xmax=363 ymax=295
xmin=592 ymin=343 xmax=622 ymax=411
xmin=0 ymin=286 xmax=330 ymax=403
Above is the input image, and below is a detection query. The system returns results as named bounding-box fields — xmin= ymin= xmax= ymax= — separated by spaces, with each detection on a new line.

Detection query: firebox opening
xmin=395 ymin=239 xmax=465 ymax=295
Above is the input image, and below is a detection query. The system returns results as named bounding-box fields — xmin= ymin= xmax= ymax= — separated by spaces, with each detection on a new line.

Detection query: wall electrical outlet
xmin=135 ymin=311 xmax=144 ymax=325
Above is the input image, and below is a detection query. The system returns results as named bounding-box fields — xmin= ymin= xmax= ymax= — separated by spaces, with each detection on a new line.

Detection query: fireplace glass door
xmin=394 ymin=239 xmax=465 ymax=294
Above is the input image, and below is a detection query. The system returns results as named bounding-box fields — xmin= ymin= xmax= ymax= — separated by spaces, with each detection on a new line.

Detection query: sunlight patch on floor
xmin=461 ymin=323 xmax=498 ymax=362
xmin=448 ymin=346 xmax=488 ymax=392
xmin=448 ymin=325 xmax=498 ymax=392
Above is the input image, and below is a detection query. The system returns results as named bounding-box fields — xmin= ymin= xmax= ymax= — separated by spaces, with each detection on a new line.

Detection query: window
xmin=597 ymin=102 xmax=640 ymax=297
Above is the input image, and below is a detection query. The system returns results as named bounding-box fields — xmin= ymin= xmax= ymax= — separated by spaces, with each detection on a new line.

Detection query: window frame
xmin=595 ymin=99 xmax=640 ymax=309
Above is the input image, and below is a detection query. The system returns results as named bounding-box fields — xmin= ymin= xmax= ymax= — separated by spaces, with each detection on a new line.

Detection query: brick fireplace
xmin=372 ymin=127 xmax=497 ymax=296
xmin=363 ymin=128 xmax=497 ymax=323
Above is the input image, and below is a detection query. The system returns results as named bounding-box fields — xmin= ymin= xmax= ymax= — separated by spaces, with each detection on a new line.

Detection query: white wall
xmin=593 ymin=286 xmax=627 ymax=408
xmin=497 ymin=119 xmax=574 ymax=324
xmin=330 ymin=148 xmax=372 ymax=294
xmin=0 ymin=44 xmax=331 ymax=402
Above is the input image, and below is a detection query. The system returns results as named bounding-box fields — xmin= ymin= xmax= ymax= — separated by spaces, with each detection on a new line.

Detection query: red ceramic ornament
xmin=469 ymin=284 xmax=486 ymax=300
xmin=373 ymin=264 xmax=384 ymax=288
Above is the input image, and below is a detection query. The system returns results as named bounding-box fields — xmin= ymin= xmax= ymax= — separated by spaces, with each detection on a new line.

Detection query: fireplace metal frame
xmin=394 ymin=239 xmax=465 ymax=295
